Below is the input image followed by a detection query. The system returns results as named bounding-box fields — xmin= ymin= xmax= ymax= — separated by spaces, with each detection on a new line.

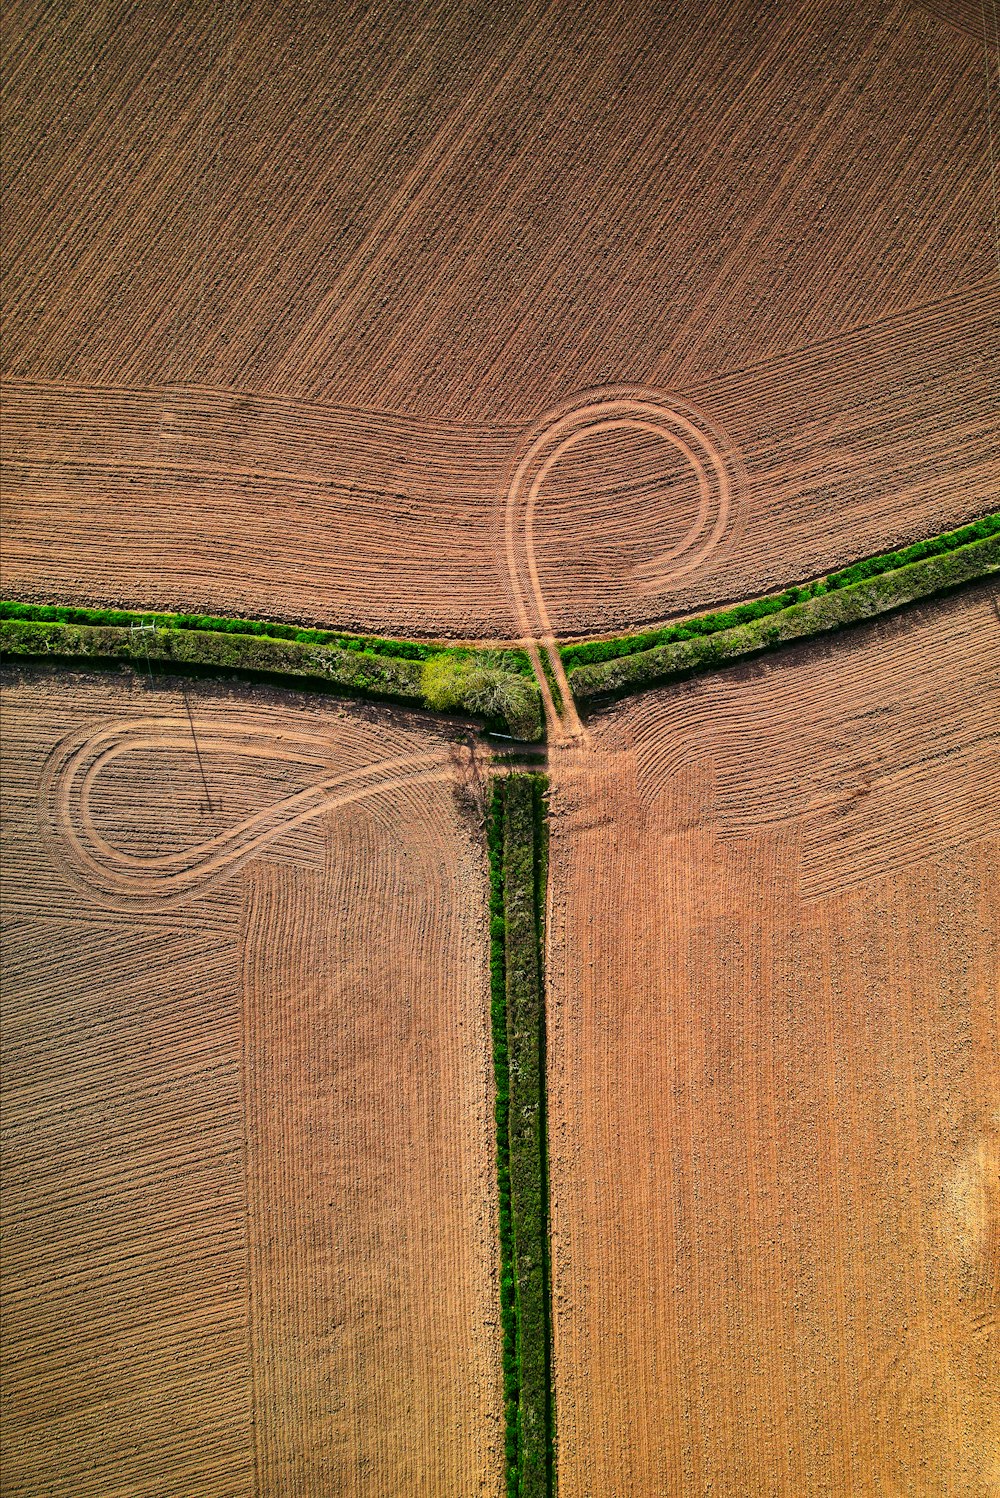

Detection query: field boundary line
xmin=5 ymin=515 xmax=997 ymax=739
xmin=488 ymin=774 xmax=555 ymax=1497
xmin=567 ymin=530 xmax=1000 ymax=707
xmin=0 ymin=611 xmax=542 ymax=742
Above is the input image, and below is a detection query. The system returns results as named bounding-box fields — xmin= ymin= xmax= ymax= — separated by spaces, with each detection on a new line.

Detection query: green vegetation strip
xmin=0 ymin=602 xmax=542 ymax=741
xmin=566 ymin=523 xmax=1000 ymax=703
xmin=561 ymin=513 xmax=1000 ymax=672
xmin=488 ymin=774 xmax=554 ymax=1498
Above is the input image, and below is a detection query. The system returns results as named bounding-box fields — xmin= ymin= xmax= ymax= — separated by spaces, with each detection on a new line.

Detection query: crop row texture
xmin=488 ymin=775 xmax=555 ymax=1498
xmin=568 ymin=533 xmax=1000 ymax=702
xmin=560 ymin=513 xmax=1000 ymax=671
xmin=0 ymin=616 xmax=542 ymax=741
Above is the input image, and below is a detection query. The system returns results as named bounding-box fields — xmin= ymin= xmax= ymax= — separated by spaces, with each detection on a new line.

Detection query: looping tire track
xmin=502 ymin=386 xmax=745 ymax=743
xmin=42 ymin=717 xmax=459 ymax=912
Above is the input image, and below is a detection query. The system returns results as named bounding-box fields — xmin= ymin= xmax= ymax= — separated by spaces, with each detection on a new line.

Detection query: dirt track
xmin=0 ymin=670 xmax=501 ymax=1497
xmin=544 ymin=585 xmax=999 ymax=1495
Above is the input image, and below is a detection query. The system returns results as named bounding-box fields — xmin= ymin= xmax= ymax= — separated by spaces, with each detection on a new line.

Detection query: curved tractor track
xmin=42 ymin=717 xmax=462 ymax=912
xmin=502 ymin=387 xmax=745 ymax=743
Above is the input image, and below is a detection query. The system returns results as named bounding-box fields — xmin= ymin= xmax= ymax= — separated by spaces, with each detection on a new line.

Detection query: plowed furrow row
xmin=1 ymin=671 xmax=501 ymax=1495
xmin=545 ymin=584 xmax=998 ymax=1493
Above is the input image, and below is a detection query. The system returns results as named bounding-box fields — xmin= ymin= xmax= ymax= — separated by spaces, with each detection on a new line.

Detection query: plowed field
xmin=545 ymin=584 xmax=999 ymax=1495
xmin=2 ymin=0 xmax=998 ymax=1489
xmin=3 ymin=0 xmax=998 ymax=636
xmin=0 ymin=669 xmax=501 ymax=1497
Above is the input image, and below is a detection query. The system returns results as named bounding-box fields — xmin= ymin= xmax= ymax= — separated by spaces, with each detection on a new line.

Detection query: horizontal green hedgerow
xmin=0 ymin=618 xmax=543 ymax=740
xmin=0 ymin=598 xmax=535 ymax=673
xmin=568 ymin=533 xmax=1000 ymax=702
xmin=560 ymin=511 xmax=1000 ymax=671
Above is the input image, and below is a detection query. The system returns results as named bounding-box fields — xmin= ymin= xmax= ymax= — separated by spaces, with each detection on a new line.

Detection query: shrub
xmin=421 ymin=654 xmax=542 ymax=741
xmin=0 ymin=599 xmax=540 ymax=676
xmin=484 ymin=777 xmax=555 ymax=1497
xmin=0 ymin=618 xmax=428 ymax=704
xmin=498 ymin=775 xmax=554 ymax=1498
xmin=486 ymin=782 xmax=520 ymax=1494
xmin=1 ymin=614 xmax=542 ymax=738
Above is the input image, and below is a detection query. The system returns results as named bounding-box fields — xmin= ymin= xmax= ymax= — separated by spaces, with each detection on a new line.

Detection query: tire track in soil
xmin=5 ymin=671 xmax=504 ymax=1496
xmin=500 ymin=386 xmax=746 ymax=744
xmin=544 ymin=588 xmax=998 ymax=1495
xmin=42 ymin=717 xmax=462 ymax=911
xmin=237 ymin=783 xmax=501 ymax=1495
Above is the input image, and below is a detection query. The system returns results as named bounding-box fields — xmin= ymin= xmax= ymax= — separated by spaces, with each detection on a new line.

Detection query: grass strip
xmin=0 ymin=613 xmax=543 ymax=740
xmin=535 ymin=646 xmax=564 ymax=715
xmin=0 ymin=598 xmax=535 ymax=671
xmin=568 ymin=532 xmax=1000 ymax=704
xmin=487 ymin=781 xmax=520 ymax=1492
xmin=487 ymin=775 xmax=555 ymax=1496
xmin=499 ymin=773 xmax=554 ymax=1498
xmin=560 ymin=511 xmax=1000 ymax=671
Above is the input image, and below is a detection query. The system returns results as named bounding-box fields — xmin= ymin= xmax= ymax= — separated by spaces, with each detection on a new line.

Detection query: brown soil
xmin=1 ymin=0 xmax=997 ymax=1486
xmin=2 ymin=0 xmax=997 ymax=637
xmin=916 ymin=0 xmax=996 ymax=41
xmin=0 ymin=668 xmax=502 ymax=1497
xmin=544 ymin=585 xmax=1000 ymax=1495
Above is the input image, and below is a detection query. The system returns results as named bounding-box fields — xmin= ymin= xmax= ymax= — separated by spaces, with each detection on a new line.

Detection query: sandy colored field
xmin=0 ymin=668 xmax=501 ymax=1497
xmin=545 ymin=584 xmax=999 ymax=1496
xmin=3 ymin=0 xmax=998 ymax=637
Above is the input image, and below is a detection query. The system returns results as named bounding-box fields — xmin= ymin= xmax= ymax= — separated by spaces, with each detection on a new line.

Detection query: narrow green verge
xmin=0 ymin=610 xmax=542 ymax=741
xmin=561 ymin=513 xmax=1000 ymax=672
xmin=567 ymin=531 xmax=1000 ymax=704
xmin=487 ymin=781 xmax=520 ymax=1491
xmin=535 ymin=647 xmax=564 ymax=715
xmin=487 ymin=774 xmax=555 ymax=1497
xmin=0 ymin=598 xmax=535 ymax=669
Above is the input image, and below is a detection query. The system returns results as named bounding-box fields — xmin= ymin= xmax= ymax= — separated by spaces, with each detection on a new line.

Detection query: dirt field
xmin=0 ymin=667 xmax=501 ymax=1497
xmin=545 ymin=584 xmax=999 ymax=1496
xmin=2 ymin=0 xmax=997 ymax=1488
xmin=3 ymin=0 xmax=997 ymax=636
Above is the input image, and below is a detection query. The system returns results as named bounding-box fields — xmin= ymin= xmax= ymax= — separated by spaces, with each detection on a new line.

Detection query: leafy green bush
xmin=421 ymin=653 xmax=542 ymax=741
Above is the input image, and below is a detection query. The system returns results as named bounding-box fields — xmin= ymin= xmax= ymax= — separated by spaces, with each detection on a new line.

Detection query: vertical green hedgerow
xmin=502 ymin=775 xmax=554 ymax=1498
xmin=488 ymin=781 xmax=521 ymax=1492
xmin=487 ymin=774 xmax=555 ymax=1497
